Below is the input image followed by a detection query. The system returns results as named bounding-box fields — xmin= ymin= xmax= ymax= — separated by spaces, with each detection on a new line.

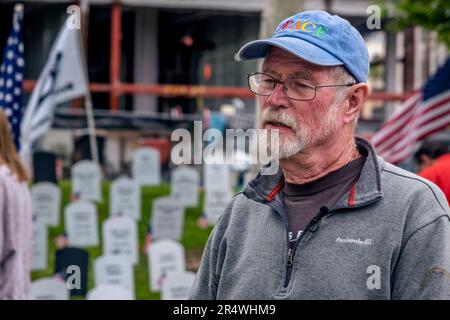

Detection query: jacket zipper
xmin=265 ymin=198 xmax=296 ymax=288
xmin=282 ymin=197 xmax=381 ymax=288
xmin=286 ymin=248 xmax=294 ymax=267
xmin=267 ymin=198 xmax=323 ymax=289
xmin=283 ymin=213 xmax=330 ymax=288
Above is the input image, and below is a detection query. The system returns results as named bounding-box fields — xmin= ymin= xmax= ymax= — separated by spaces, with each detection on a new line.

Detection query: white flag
xmin=20 ymin=21 xmax=88 ymax=160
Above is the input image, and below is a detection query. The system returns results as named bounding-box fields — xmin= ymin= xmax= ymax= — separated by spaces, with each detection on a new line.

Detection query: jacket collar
xmin=242 ymin=136 xmax=384 ymax=209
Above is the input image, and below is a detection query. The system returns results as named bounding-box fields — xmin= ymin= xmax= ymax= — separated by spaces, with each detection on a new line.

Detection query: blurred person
xmin=0 ymin=109 xmax=32 ymax=299
xmin=415 ymin=142 xmax=450 ymax=205
xmin=190 ymin=11 xmax=450 ymax=300
xmin=414 ymin=142 xmax=448 ymax=172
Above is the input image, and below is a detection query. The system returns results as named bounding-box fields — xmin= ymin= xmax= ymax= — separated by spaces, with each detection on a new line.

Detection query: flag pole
xmin=84 ymin=91 xmax=99 ymax=164
xmin=77 ymin=11 xmax=99 ymax=165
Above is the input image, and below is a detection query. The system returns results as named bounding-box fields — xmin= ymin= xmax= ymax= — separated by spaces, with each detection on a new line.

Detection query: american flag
xmin=0 ymin=5 xmax=24 ymax=151
xmin=371 ymin=57 xmax=450 ymax=164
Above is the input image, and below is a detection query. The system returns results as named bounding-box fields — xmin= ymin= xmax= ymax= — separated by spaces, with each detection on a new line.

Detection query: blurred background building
xmin=0 ymin=0 xmax=448 ymax=177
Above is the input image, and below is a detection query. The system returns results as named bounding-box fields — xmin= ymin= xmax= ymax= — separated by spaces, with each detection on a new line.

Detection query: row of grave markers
xmin=30 ymin=148 xmax=233 ymax=299
xmin=32 ymin=198 xmax=191 ymax=292
xmin=72 ymin=147 xmax=162 ymax=203
xmin=30 ymin=239 xmax=195 ymax=300
xmin=31 ymin=167 xmax=205 ymax=272
xmin=32 ymin=212 xmax=195 ymax=299
xmin=32 ymin=148 xmax=232 ymax=229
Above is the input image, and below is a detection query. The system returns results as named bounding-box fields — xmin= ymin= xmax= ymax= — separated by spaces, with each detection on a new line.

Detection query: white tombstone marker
xmin=203 ymin=162 xmax=232 ymax=224
xmin=151 ymin=197 xmax=184 ymax=241
xmin=204 ymin=162 xmax=231 ymax=191
xmin=29 ymin=278 xmax=69 ymax=300
xmin=171 ymin=166 xmax=199 ymax=207
xmin=161 ymin=271 xmax=196 ymax=300
xmin=31 ymin=182 xmax=61 ymax=226
xmin=64 ymin=200 xmax=99 ymax=248
xmin=72 ymin=160 xmax=102 ymax=202
xmin=102 ymin=216 xmax=138 ymax=265
xmin=87 ymin=285 xmax=133 ymax=300
xmin=204 ymin=188 xmax=232 ymax=225
xmin=31 ymin=221 xmax=48 ymax=271
xmin=132 ymin=147 xmax=161 ymax=186
xmin=147 ymin=239 xmax=185 ymax=292
xmin=94 ymin=255 xmax=135 ymax=297
xmin=110 ymin=176 xmax=141 ymax=220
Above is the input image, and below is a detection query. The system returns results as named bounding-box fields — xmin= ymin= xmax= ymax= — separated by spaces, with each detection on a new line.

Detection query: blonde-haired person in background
xmin=0 ymin=109 xmax=32 ymax=299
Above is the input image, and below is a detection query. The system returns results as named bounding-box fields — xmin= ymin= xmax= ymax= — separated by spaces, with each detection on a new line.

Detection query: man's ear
xmin=342 ymin=83 xmax=369 ymax=125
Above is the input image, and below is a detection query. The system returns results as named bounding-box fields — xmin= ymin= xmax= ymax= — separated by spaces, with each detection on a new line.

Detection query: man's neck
xmin=280 ymin=136 xmax=361 ymax=185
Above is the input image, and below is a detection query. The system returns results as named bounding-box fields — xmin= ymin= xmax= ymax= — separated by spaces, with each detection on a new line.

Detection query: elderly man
xmin=189 ymin=10 xmax=450 ymax=299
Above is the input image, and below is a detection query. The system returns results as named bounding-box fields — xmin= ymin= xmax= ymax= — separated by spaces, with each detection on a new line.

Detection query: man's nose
xmin=266 ymin=82 xmax=289 ymax=107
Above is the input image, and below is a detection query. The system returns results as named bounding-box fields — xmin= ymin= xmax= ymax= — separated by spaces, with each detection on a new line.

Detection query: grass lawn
xmin=31 ymin=180 xmax=213 ymax=300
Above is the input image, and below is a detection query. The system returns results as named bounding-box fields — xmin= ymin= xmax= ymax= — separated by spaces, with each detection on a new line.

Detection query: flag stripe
xmin=375 ymin=91 xmax=450 ymax=151
xmin=370 ymin=97 xmax=421 ymax=150
xmin=371 ymin=57 xmax=450 ymax=164
xmin=388 ymin=119 xmax=450 ymax=164
xmin=379 ymin=101 xmax=450 ymax=163
xmin=370 ymin=94 xmax=421 ymax=145
xmin=376 ymin=93 xmax=450 ymax=155
xmin=379 ymin=102 xmax=450 ymax=162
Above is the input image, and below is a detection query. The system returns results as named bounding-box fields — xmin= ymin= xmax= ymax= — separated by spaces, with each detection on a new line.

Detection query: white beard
xmin=262 ymin=101 xmax=340 ymax=159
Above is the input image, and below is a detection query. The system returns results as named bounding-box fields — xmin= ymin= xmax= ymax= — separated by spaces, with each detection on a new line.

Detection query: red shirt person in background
xmin=415 ymin=142 xmax=450 ymax=205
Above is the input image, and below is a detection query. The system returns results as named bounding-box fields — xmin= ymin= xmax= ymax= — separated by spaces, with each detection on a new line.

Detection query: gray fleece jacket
xmin=189 ymin=137 xmax=450 ymax=300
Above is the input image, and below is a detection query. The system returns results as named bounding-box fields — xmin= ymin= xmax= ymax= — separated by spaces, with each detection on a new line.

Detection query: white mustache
xmin=261 ymin=109 xmax=298 ymax=130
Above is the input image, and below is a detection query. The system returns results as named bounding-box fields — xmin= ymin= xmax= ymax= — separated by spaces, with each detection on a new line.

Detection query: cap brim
xmin=236 ymin=37 xmax=343 ymax=67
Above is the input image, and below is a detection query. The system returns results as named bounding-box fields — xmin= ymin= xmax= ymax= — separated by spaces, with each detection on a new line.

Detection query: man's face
xmin=259 ymin=47 xmax=345 ymax=159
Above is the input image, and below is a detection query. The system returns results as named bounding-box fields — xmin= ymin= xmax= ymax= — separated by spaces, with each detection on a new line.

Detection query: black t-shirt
xmin=283 ymin=155 xmax=366 ymax=244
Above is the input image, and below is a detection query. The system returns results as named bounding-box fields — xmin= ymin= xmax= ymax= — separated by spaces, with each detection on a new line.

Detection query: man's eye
xmin=261 ymin=78 xmax=275 ymax=85
xmin=292 ymin=80 xmax=308 ymax=87
xmin=291 ymin=80 xmax=311 ymax=90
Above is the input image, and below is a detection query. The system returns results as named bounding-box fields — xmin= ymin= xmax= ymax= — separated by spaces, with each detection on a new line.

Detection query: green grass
xmin=31 ymin=180 xmax=213 ymax=300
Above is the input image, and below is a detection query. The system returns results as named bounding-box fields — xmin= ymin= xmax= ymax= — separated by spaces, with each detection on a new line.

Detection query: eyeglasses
xmin=247 ymin=72 xmax=356 ymax=101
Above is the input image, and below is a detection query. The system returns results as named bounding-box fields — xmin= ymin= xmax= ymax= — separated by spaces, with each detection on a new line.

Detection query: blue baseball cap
xmin=236 ymin=10 xmax=369 ymax=83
